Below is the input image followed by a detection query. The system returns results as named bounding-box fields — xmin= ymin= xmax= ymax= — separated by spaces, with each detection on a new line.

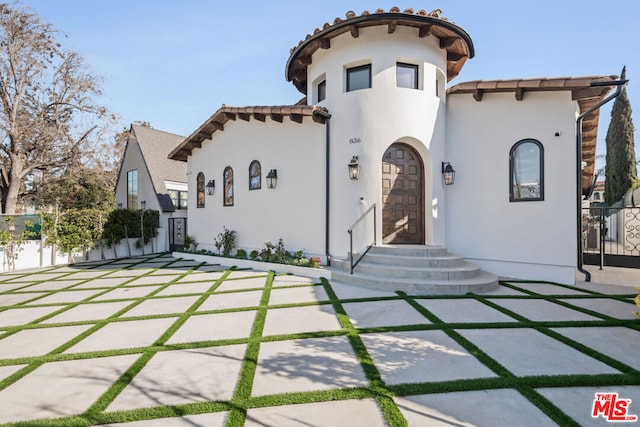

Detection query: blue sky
xmin=25 ymin=0 xmax=640 ymax=164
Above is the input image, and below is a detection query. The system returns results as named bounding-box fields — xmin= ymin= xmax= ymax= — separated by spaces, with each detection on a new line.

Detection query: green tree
xmin=29 ymin=167 xmax=115 ymax=211
xmin=605 ymin=66 xmax=638 ymax=205
xmin=42 ymin=208 xmax=104 ymax=262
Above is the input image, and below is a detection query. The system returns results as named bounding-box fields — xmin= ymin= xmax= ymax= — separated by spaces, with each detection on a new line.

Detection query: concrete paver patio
xmin=0 ymin=254 xmax=639 ymax=426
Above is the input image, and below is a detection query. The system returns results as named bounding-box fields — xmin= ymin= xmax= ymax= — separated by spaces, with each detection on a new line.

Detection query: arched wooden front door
xmin=382 ymin=143 xmax=424 ymax=244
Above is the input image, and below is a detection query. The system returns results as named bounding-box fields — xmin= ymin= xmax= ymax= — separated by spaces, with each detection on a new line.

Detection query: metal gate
xmin=582 ymin=206 xmax=640 ymax=268
xmin=168 ymin=218 xmax=187 ymax=252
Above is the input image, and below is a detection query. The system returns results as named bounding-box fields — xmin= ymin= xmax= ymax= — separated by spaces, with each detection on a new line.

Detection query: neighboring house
xmin=115 ymin=124 xmax=187 ymax=251
xmin=590 ymin=180 xmax=606 ymax=205
xmin=168 ymin=8 xmax=618 ymax=285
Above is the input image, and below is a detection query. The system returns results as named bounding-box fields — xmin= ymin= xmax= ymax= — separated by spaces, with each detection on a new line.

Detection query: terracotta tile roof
xmin=168 ymin=104 xmax=329 ymax=161
xmin=286 ymin=8 xmax=474 ymax=94
xmin=448 ymin=75 xmax=619 ymax=194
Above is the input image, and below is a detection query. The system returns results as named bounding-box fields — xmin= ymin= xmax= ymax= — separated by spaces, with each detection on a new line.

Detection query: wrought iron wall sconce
xmin=442 ymin=162 xmax=455 ymax=185
xmin=266 ymin=169 xmax=278 ymax=189
xmin=206 ymin=180 xmax=215 ymax=195
xmin=348 ymin=156 xmax=360 ymax=180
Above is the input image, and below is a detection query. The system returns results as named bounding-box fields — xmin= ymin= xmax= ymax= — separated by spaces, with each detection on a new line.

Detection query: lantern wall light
xmin=441 ymin=162 xmax=455 ymax=186
xmin=206 ymin=179 xmax=215 ymax=195
xmin=348 ymin=156 xmax=360 ymax=180
xmin=266 ymin=169 xmax=278 ymax=189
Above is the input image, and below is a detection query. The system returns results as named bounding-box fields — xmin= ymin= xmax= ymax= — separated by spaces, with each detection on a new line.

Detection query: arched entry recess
xmin=382 ymin=143 xmax=425 ymax=244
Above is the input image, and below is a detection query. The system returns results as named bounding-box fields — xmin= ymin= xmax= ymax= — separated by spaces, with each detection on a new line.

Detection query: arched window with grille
xmin=249 ymin=160 xmax=261 ymax=190
xmin=510 ymin=139 xmax=544 ymax=202
xmin=224 ymin=167 xmax=234 ymax=206
xmin=196 ymin=172 xmax=205 ymax=208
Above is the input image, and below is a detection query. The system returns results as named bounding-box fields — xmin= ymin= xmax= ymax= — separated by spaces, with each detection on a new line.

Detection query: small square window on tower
xmin=317 ymin=79 xmax=326 ymax=102
xmin=346 ymin=64 xmax=371 ymax=92
xmin=397 ymin=62 xmax=418 ymax=89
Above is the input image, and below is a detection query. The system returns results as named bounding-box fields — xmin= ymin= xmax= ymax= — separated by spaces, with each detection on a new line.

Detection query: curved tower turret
xmin=287 ymin=8 xmax=474 ymax=252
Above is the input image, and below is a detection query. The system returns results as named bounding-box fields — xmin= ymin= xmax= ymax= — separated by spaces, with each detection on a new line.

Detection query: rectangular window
xmin=347 ymin=64 xmax=371 ymax=92
xmin=317 ymin=80 xmax=326 ymax=102
xmin=168 ymin=189 xmax=188 ymax=210
xmin=397 ymin=62 xmax=418 ymax=89
xmin=127 ymin=169 xmax=138 ymax=209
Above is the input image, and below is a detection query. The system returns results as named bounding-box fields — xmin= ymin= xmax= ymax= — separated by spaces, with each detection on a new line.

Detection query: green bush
xmin=213 ymin=227 xmax=237 ymax=256
xmin=236 ymin=248 xmax=247 ymax=259
xmin=101 ymin=208 xmax=159 ymax=249
xmin=257 ymin=239 xmax=320 ymax=268
xmin=184 ymin=235 xmax=198 ymax=251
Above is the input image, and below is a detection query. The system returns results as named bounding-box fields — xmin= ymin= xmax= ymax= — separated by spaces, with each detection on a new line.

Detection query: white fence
xmin=0 ymin=228 xmax=167 ymax=272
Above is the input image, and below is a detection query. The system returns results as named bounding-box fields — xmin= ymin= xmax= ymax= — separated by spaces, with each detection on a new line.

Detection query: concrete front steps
xmin=330 ymin=245 xmax=499 ymax=295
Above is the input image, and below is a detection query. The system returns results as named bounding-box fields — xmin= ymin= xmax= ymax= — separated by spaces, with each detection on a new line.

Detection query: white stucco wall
xmin=446 ymin=91 xmax=579 ymax=283
xmin=306 ymin=26 xmax=450 ymax=256
xmin=116 ymin=142 xmax=158 ymax=212
xmin=186 ymin=118 xmax=326 ymax=258
xmin=115 ymin=141 xmax=185 ymax=252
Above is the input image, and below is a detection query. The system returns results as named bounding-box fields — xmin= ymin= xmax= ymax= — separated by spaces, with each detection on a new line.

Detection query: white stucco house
xmin=115 ymin=124 xmax=188 ymax=252
xmin=168 ymin=8 xmax=620 ymax=289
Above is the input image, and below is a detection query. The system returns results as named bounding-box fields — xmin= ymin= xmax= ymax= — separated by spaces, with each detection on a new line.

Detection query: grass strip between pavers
xmin=0 ymin=256 xmax=209 ymax=395
xmin=0 ymin=255 xmax=209 ymax=426
xmin=396 ymin=291 xmax=582 ymax=426
xmin=81 ymin=268 xmax=233 ymax=419
xmin=322 ymin=278 xmax=408 ymax=427
xmin=225 ymin=270 xmax=274 ymax=426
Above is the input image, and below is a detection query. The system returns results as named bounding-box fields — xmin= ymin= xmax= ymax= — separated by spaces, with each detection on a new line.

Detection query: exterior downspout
xmin=576 ymin=79 xmax=627 ymax=281
xmin=314 ymin=109 xmax=332 ymax=266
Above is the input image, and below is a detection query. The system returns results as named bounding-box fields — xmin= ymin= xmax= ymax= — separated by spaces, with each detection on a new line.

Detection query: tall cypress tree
xmin=605 ymin=66 xmax=637 ymax=205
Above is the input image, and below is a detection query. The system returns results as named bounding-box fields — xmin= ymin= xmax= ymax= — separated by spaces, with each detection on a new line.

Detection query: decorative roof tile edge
xmin=290 ymin=7 xmax=451 ymax=55
xmin=168 ymin=104 xmax=329 ymax=161
xmin=448 ymin=74 xmax=619 ymax=193
xmin=286 ymin=7 xmax=474 ymax=93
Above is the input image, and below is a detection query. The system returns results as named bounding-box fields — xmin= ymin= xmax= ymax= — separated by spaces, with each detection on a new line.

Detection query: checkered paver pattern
xmin=0 ymin=254 xmax=639 ymax=426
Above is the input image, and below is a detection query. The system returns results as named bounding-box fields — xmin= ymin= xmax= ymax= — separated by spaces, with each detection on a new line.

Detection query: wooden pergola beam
xmin=439 ymin=37 xmax=457 ymax=49
xmin=295 ymin=55 xmax=313 ymax=67
xmin=197 ymin=131 xmax=212 ymax=140
xmin=388 ymin=20 xmax=397 ymax=34
xmin=418 ymin=24 xmax=433 ymax=38
xmin=447 ymin=51 xmax=466 ymax=62
xmin=349 ymin=24 xmax=359 ymax=38
xmin=270 ymin=113 xmax=283 ymax=123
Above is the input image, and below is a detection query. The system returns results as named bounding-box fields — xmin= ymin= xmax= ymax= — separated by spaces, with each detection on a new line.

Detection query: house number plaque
xmin=349 ymin=137 xmax=362 ymax=144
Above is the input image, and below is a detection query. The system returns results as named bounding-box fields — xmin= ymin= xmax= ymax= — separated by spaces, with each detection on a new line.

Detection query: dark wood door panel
xmin=382 ymin=144 xmax=424 ymax=244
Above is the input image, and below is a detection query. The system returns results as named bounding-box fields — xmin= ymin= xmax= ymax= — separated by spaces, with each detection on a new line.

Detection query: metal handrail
xmin=347 ymin=203 xmax=377 ymax=274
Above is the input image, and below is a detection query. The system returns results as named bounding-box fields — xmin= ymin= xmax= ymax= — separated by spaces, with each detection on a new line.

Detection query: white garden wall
xmin=0 ymin=228 xmax=166 ymax=272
